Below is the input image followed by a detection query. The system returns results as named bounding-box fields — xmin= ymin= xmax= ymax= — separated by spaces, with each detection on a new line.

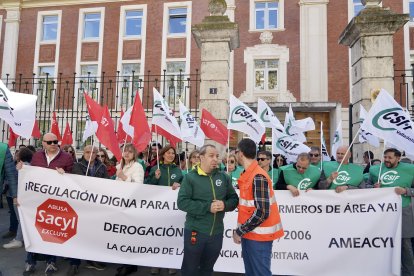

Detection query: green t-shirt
xmin=369 ymin=163 xmax=414 ymax=207
xmin=228 ymin=166 xmax=243 ymax=188
xmin=281 ymin=164 xmax=321 ymax=190
xmin=266 ymin=168 xmax=279 ymax=189
xmin=323 ymin=161 xmax=363 ymax=189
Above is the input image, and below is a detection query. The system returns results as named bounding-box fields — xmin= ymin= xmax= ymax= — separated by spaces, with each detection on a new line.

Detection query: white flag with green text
xmin=152 ymin=88 xmax=181 ymax=139
xmin=179 ymin=101 xmax=205 ymax=147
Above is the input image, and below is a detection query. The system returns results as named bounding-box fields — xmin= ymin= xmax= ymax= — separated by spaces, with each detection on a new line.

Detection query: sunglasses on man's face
xmin=309 ymin=153 xmax=320 ymax=157
xmin=257 ymin=158 xmax=268 ymax=161
xmin=44 ymin=140 xmax=59 ymax=145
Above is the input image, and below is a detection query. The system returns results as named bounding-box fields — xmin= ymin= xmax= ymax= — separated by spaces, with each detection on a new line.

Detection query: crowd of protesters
xmin=1 ymin=134 xmax=414 ymax=276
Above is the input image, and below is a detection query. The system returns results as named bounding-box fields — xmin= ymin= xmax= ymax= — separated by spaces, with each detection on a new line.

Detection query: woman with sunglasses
xmin=224 ymin=154 xmax=243 ymax=188
xmin=273 ymin=154 xmax=287 ymax=169
xmin=96 ymin=148 xmax=116 ymax=178
xmin=62 ymin=144 xmax=77 ymax=162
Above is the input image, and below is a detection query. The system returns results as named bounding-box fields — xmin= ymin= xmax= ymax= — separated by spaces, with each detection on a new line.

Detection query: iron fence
xmin=1 ymin=70 xmax=201 ymax=149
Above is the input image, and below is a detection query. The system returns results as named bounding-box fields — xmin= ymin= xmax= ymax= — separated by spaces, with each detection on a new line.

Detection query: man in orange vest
xmin=233 ymin=139 xmax=284 ymax=276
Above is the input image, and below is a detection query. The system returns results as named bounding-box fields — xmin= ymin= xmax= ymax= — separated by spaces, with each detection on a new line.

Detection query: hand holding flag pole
xmin=377 ymin=140 xmax=387 ymax=186
xmin=337 ymin=127 xmax=361 ymax=172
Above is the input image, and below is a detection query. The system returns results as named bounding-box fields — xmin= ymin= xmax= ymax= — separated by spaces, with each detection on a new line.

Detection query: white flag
xmin=362 ymin=89 xmax=414 ymax=156
xmin=82 ymin=115 xmax=98 ymax=142
xmin=284 ymin=105 xmax=307 ymax=143
xmin=331 ymin=121 xmax=343 ymax=157
xmin=152 ymin=88 xmax=181 ymax=139
xmin=228 ymin=95 xmax=265 ymax=143
xmin=359 ymin=105 xmax=380 ymax=148
xmin=272 ymin=129 xmax=311 ymax=163
xmin=320 ymin=121 xmax=331 ymax=161
xmin=0 ymin=80 xmax=37 ymax=139
xmin=257 ymin=99 xmax=284 ymax=132
xmin=120 ymin=107 xmax=134 ymax=137
xmin=179 ymin=101 xmax=205 ymax=147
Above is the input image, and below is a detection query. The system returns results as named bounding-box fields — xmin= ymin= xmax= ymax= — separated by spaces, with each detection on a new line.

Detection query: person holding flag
xmin=367 ymin=148 xmax=414 ymax=275
xmin=275 ymin=153 xmax=322 ymax=196
xmin=319 ymin=145 xmax=364 ymax=192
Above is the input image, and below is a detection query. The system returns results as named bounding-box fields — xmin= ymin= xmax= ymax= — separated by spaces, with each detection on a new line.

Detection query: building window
xmin=83 ymin=13 xmax=101 ymax=39
xmin=38 ymin=66 xmax=55 ymax=109
xmin=119 ymin=63 xmax=141 ymax=107
xmin=42 ymin=15 xmax=58 ymax=41
xmin=80 ymin=64 xmax=98 ymax=105
xmin=125 ymin=10 xmax=143 ymax=37
xmin=254 ymin=59 xmax=278 ymax=91
xmin=169 ymin=8 xmax=187 ymax=34
xmin=353 ymin=0 xmax=364 ymax=16
xmin=166 ymin=61 xmax=186 ymax=106
xmin=255 ymin=1 xmax=278 ymax=30
xmin=410 ymin=0 xmax=414 ymax=21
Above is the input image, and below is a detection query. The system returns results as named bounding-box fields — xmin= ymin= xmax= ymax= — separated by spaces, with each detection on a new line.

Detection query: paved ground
xmin=0 ymin=196 xmax=243 ymax=276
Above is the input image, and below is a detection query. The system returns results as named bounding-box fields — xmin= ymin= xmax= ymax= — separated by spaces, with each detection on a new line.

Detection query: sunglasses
xmin=257 ymin=158 xmax=269 ymax=161
xmin=96 ymin=154 xmax=105 ymax=158
xmin=309 ymin=153 xmax=320 ymax=157
xmin=44 ymin=140 xmax=59 ymax=145
xmin=227 ymin=160 xmax=235 ymax=164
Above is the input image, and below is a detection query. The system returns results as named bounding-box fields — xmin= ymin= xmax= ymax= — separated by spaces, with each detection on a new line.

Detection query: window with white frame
xmin=353 ymin=0 xmax=364 ymax=16
xmin=255 ymin=1 xmax=278 ymax=30
xmin=168 ymin=8 xmax=187 ymax=35
xmin=410 ymin=0 xmax=414 ymax=21
xmin=79 ymin=64 xmax=98 ymax=106
xmin=42 ymin=15 xmax=58 ymax=41
xmin=166 ymin=61 xmax=186 ymax=106
xmin=37 ymin=66 xmax=55 ymax=109
xmin=254 ymin=59 xmax=278 ymax=91
xmin=125 ymin=10 xmax=143 ymax=37
xmin=83 ymin=13 xmax=101 ymax=39
xmin=119 ymin=63 xmax=141 ymax=107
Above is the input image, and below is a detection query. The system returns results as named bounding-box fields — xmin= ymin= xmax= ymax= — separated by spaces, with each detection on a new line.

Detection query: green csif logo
xmin=372 ymin=108 xmax=412 ymax=131
xmin=230 ymin=105 xmax=258 ymax=124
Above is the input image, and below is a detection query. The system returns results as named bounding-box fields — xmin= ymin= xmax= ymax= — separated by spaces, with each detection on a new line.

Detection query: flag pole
xmin=226 ymin=129 xmax=230 ymax=173
xmin=337 ymin=127 xmax=361 ymax=172
xmin=185 ymin=150 xmax=189 ymax=173
xmin=378 ymin=140 xmax=387 ymax=185
xmin=271 ymin=129 xmax=274 ymax=182
xmin=155 ymin=125 xmax=160 ymax=170
xmin=320 ymin=121 xmax=323 ymax=171
xmin=85 ymin=140 xmax=95 ymax=176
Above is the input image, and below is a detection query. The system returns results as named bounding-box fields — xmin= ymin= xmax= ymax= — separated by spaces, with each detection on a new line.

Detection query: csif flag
xmin=228 ymin=95 xmax=265 ymax=143
xmin=179 ymin=101 xmax=205 ymax=147
xmin=331 ymin=121 xmax=343 ymax=158
xmin=257 ymin=98 xmax=284 ymax=132
xmin=272 ymin=128 xmax=310 ymax=163
xmin=362 ymin=89 xmax=414 ymax=156
xmin=152 ymin=88 xmax=181 ymax=141
xmin=359 ymin=105 xmax=380 ymax=148
xmin=200 ymin=109 xmax=228 ymax=146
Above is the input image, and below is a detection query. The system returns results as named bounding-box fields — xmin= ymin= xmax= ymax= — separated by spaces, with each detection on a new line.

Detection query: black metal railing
xmin=1 ymin=70 xmax=201 ymax=149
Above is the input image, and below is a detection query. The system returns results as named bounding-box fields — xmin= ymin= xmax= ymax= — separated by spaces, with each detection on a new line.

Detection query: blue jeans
xmin=6 ymin=196 xmax=18 ymax=232
xmin=241 ymin=238 xmax=273 ymax=276
xmin=26 ymin=252 xmax=56 ymax=265
xmin=181 ymin=229 xmax=223 ymax=276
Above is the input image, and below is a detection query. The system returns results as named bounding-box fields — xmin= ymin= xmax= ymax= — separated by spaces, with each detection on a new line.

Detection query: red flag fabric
xmin=61 ymin=122 xmax=73 ymax=146
xmin=50 ymin=111 xmax=62 ymax=141
xmin=8 ymin=127 xmax=18 ymax=148
xmin=200 ymin=109 xmax=228 ymax=146
xmin=84 ymin=93 xmax=122 ymax=161
xmin=116 ymin=110 xmax=131 ymax=144
xmin=151 ymin=125 xmax=181 ymax=148
xmin=32 ymin=120 xmax=41 ymax=139
xmin=261 ymin=133 xmax=266 ymax=144
xmin=130 ymin=95 xmax=152 ymax=152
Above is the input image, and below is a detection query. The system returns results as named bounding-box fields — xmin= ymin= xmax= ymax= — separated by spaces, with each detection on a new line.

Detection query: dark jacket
xmin=146 ymin=163 xmax=183 ymax=186
xmin=0 ymin=145 xmax=18 ymax=198
xmin=31 ymin=150 xmax=74 ymax=173
xmin=71 ymin=158 xmax=109 ymax=179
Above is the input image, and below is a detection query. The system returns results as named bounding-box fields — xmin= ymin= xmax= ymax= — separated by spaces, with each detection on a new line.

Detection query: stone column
xmin=192 ymin=0 xmax=239 ymax=132
xmin=338 ymin=0 xmax=408 ymax=162
xmin=2 ymin=6 xmax=21 ymax=80
xmin=299 ymin=0 xmax=329 ymax=102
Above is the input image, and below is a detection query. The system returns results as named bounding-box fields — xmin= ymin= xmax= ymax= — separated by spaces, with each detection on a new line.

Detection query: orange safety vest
xmin=237 ymin=161 xmax=284 ymax=241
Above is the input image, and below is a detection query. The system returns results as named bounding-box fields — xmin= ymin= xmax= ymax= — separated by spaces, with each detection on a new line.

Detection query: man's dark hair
xmin=237 ymin=139 xmax=256 ymax=160
xmin=199 ymin=144 xmax=216 ymax=156
xmin=258 ymin=151 xmax=272 ymax=159
xmin=363 ymin=150 xmax=374 ymax=159
xmin=26 ymin=145 xmax=36 ymax=152
xmin=384 ymin=148 xmax=401 ymax=157
xmin=310 ymin=146 xmax=320 ymax=152
xmin=18 ymin=148 xmax=33 ymax=163
xmin=152 ymin=142 xmax=162 ymax=149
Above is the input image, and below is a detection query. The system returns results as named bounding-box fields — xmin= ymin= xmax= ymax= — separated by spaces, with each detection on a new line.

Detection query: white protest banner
xmin=19 ymin=167 xmax=401 ymax=276
xmin=0 ymin=80 xmax=37 ymax=139
xmin=363 ymin=89 xmax=414 ymax=156
xmin=359 ymin=105 xmax=380 ymax=148
xmin=152 ymin=88 xmax=181 ymax=139
xmin=179 ymin=101 xmax=205 ymax=147
xmin=228 ymin=94 xmax=265 ymax=143
xmin=272 ymin=129 xmax=311 ymax=163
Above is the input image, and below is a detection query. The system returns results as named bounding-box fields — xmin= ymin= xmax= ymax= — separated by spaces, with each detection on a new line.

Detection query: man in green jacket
xmin=276 ymin=153 xmax=321 ymax=196
xmin=177 ymin=144 xmax=238 ymax=276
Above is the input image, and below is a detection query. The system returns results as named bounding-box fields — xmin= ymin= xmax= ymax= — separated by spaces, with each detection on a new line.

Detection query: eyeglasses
xmin=96 ymin=154 xmax=105 ymax=158
xmin=309 ymin=153 xmax=320 ymax=157
xmin=227 ymin=160 xmax=235 ymax=164
xmin=44 ymin=140 xmax=59 ymax=145
xmin=257 ymin=158 xmax=269 ymax=161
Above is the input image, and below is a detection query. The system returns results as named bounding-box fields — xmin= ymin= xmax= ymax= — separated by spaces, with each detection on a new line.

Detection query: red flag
xmin=151 ymin=125 xmax=181 ymax=148
xmin=32 ymin=120 xmax=41 ymax=139
xmin=261 ymin=133 xmax=266 ymax=144
xmin=8 ymin=127 xmax=18 ymax=148
xmin=61 ymin=122 xmax=73 ymax=146
xmin=84 ymin=93 xmax=122 ymax=161
xmin=50 ymin=111 xmax=62 ymax=141
xmin=200 ymin=109 xmax=228 ymax=146
xmin=116 ymin=110 xmax=131 ymax=144
xmin=130 ymin=95 xmax=151 ymax=152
